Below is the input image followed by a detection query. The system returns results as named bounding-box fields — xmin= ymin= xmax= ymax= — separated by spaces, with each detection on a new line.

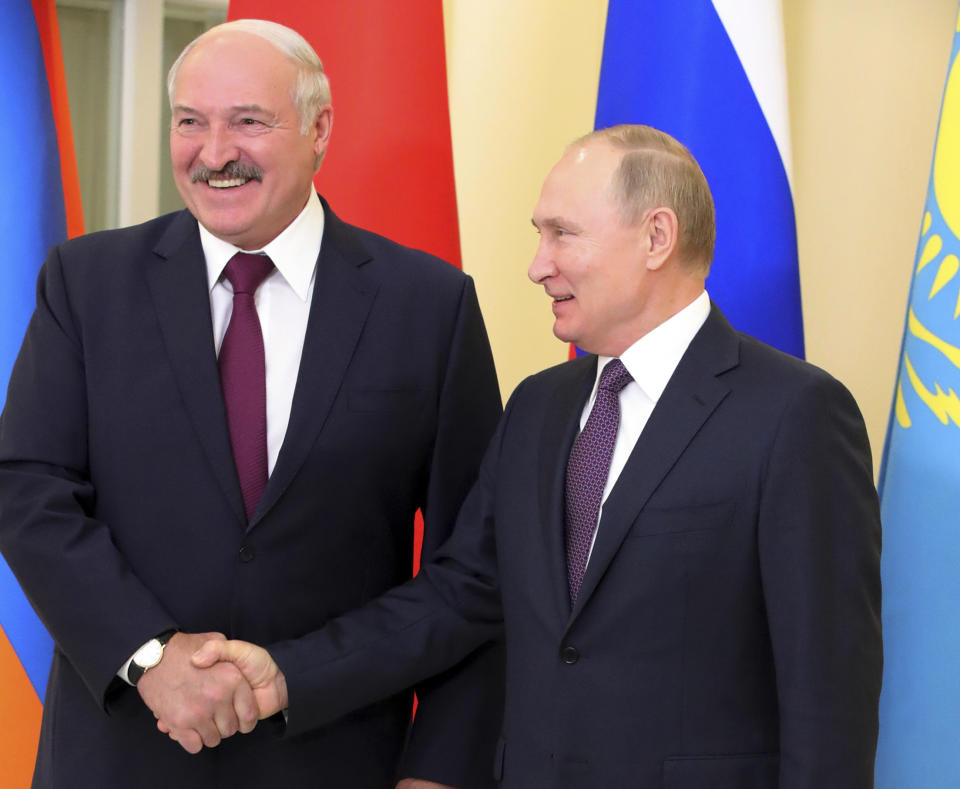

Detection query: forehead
xmin=174 ymin=31 xmax=296 ymax=106
xmin=535 ymin=142 xmax=622 ymax=219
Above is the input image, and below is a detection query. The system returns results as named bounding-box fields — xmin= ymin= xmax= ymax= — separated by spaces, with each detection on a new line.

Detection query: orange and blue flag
xmin=0 ymin=1 xmax=82 ymax=784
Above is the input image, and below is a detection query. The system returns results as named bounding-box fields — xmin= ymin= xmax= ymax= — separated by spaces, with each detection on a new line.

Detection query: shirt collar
xmin=199 ymin=189 xmax=325 ymax=301
xmin=595 ymin=290 xmax=711 ymax=405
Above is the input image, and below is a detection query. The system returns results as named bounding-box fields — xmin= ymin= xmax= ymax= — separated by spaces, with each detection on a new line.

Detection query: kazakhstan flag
xmin=876 ymin=6 xmax=960 ymax=786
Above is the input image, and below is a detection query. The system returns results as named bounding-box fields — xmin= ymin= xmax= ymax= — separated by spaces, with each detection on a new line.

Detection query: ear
xmin=310 ymin=104 xmax=334 ymax=159
xmin=642 ymin=207 xmax=679 ymax=271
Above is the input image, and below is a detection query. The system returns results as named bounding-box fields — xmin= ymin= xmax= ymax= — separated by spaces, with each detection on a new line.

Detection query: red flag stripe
xmin=31 ymin=0 xmax=84 ymax=239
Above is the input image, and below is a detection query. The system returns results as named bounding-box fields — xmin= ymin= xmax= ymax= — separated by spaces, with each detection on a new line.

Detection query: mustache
xmin=190 ymin=161 xmax=263 ymax=184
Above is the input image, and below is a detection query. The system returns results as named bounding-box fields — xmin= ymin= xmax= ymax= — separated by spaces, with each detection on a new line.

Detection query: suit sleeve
xmin=270 ymin=374 xmax=534 ymax=771
xmin=270 ymin=391 xmax=511 ymax=737
xmin=397 ymin=274 xmax=505 ymax=788
xmin=758 ymin=371 xmax=882 ymax=788
xmin=0 ymin=248 xmax=177 ymax=707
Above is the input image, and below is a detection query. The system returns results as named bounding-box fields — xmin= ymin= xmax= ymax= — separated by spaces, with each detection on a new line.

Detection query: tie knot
xmin=224 ymin=252 xmax=275 ymax=294
xmin=597 ymin=358 xmax=632 ymax=394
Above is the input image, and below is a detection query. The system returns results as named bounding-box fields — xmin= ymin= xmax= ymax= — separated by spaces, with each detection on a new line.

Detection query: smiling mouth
xmin=553 ymin=295 xmax=574 ymax=302
xmin=207 ymin=178 xmax=250 ymax=189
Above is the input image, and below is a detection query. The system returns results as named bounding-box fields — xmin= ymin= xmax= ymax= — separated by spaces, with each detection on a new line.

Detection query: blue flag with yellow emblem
xmin=876 ymin=5 xmax=960 ymax=786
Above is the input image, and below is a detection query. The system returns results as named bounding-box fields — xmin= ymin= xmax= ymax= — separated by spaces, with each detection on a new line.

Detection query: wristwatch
xmin=128 ymin=629 xmax=177 ymax=686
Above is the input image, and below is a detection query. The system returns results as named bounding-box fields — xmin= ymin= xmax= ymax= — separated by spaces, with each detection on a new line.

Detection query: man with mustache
xmin=193 ymin=125 xmax=883 ymax=788
xmin=0 ymin=19 xmax=502 ymax=789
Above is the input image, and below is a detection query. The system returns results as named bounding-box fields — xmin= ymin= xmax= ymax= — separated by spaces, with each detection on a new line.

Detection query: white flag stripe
xmin=711 ymin=0 xmax=794 ymax=187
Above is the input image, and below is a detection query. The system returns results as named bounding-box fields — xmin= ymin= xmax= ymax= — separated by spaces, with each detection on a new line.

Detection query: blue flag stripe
xmin=0 ymin=0 xmax=63 ymax=699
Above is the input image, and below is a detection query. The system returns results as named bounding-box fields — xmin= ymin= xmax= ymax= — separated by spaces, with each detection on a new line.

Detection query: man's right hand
xmin=138 ymin=631 xmax=259 ymax=754
xmin=190 ymin=638 xmax=288 ymax=719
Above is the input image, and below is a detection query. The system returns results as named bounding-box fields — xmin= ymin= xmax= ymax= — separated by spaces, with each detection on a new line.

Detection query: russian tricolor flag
xmin=597 ymin=0 xmax=803 ymax=357
xmin=0 ymin=1 xmax=82 ymax=783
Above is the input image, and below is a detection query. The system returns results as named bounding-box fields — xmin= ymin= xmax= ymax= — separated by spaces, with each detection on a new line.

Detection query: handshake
xmin=136 ymin=631 xmax=286 ymax=754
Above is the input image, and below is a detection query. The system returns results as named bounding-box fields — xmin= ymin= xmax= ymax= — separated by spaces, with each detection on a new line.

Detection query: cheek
xmin=169 ymin=139 xmax=196 ymax=171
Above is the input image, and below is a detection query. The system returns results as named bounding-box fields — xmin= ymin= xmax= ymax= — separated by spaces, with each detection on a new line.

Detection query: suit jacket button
xmin=561 ymin=645 xmax=579 ymax=664
xmin=239 ymin=545 xmax=256 ymax=563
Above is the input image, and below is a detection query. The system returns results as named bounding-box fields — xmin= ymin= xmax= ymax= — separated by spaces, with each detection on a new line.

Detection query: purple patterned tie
xmin=564 ymin=358 xmax=633 ymax=603
xmin=219 ymin=252 xmax=275 ymax=522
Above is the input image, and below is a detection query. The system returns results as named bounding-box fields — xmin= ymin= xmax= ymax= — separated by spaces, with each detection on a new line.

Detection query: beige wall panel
xmin=444 ymin=0 xmax=609 ymax=402
xmin=784 ymin=0 xmax=958 ymax=473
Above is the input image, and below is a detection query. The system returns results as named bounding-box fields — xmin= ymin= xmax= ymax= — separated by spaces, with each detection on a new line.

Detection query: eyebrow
xmin=533 ymin=216 xmax=581 ymax=232
xmin=172 ymin=104 xmax=273 ymax=115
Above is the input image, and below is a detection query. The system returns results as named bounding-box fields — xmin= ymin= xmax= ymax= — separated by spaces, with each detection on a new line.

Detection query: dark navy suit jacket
xmin=0 ymin=199 xmax=504 ymax=788
xmin=266 ymin=305 xmax=883 ymax=789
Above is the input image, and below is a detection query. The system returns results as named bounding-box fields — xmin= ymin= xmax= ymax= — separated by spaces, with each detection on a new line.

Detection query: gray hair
xmin=167 ymin=19 xmax=330 ymax=136
xmin=575 ymin=124 xmax=716 ymax=274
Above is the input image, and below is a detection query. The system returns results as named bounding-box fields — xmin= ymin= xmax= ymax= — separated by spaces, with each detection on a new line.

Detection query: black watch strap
xmin=128 ymin=629 xmax=177 ymax=686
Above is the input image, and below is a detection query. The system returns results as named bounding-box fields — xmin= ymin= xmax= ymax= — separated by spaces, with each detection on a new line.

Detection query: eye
xmin=237 ymin=117 xmax=272 ymax=130
xmin=174 ymin=117 xmax=201 ymax=134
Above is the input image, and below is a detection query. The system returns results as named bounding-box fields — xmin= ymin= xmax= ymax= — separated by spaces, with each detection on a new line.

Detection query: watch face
xmin=133 ymin=639 xmax=165 ymax=669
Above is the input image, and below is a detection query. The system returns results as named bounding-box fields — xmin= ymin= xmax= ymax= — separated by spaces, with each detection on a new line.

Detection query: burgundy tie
xmin=219 ymin=252 xmax=275 ymax=522
xmin=564 ymin=358 xmax=633 ymax=603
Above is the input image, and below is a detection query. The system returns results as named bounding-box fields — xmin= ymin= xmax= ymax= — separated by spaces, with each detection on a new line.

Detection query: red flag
xmin=227 ymin=0 xmax=461 ymax=268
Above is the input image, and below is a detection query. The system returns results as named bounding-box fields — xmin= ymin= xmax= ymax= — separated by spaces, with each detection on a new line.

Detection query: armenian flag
xmin=0 ymin=1 xmax=83 ymax=785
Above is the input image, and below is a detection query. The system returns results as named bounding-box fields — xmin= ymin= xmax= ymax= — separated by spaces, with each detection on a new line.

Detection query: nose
xmin=199 ymin=124 xmax=240 ymax=171
xmin=528 ymin=237 xmax=556 ymax=284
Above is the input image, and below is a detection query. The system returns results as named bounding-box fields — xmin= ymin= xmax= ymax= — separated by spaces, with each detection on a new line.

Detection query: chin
xmin=553 ymin=325 xmax=585 ymax=349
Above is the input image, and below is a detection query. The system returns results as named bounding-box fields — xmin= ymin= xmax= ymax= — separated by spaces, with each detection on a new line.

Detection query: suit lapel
xmin=146 ymin=211 xmax=246 ymax=526
xmin=538 ymin=356 xmax=597 ymax=622
xmin=567 ymin=305 xmax=740 ymax=626
xmin=251 ymin=204 xmax=377 ymax=528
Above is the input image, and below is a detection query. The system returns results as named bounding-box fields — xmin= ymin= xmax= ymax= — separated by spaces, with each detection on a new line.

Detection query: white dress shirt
xmin=200 ymin=189 xmax=324 ymax=475
xmin=119 ymin=190 xmax=323 ymax=683
xmin=580 ymin=290 xmax=711 ymax=560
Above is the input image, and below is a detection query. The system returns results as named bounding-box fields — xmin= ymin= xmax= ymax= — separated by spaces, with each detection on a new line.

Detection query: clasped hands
xmin=137 ymin=632 xmax=286 ymax=754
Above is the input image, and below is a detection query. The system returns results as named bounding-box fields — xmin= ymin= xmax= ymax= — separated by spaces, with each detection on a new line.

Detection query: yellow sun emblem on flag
xmin=896 ymin=39 xmax=960 ymax=429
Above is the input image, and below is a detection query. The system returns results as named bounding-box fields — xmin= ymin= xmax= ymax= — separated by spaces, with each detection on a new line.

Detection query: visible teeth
xmin=208 ymin=178 xmax=247 ymax=188
xmin=555 ymin=296 xmax=573 ymax=301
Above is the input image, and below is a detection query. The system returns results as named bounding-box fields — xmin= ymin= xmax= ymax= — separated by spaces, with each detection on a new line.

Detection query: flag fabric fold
xmin=876 ymin=6 xmax=960 ymax=787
